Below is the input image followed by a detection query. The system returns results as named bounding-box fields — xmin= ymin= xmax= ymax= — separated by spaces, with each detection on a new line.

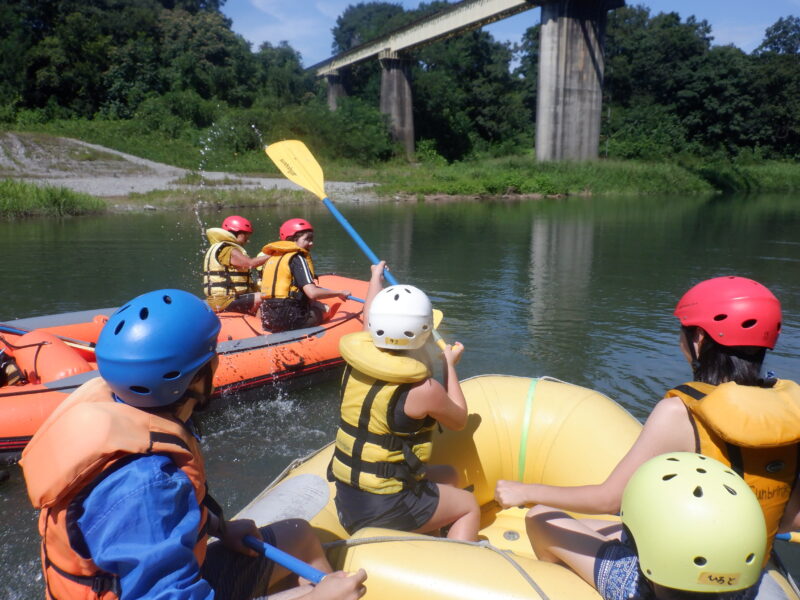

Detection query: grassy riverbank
xmin=0 ymin=180 xmax=105 ymax=218
xmin=2 ymin=123 xmax=800 ymax=220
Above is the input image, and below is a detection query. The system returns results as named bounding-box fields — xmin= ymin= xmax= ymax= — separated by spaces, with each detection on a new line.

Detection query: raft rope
xmin=324 ymin=535 xmax=552 ymax=600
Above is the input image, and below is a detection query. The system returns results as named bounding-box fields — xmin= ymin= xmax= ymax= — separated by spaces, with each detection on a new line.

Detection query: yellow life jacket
xmin=202 ymin=228 xmax=254 ymax=309
xmin=20 ymin=377 xmax=214 ymax=600
xmin=259 ymin=241 xmax=316 ymax=300
xmin=668 ymin=379 xmax=800 ymax=554
xmin=331 ymin=332 xmax=435 ymax=494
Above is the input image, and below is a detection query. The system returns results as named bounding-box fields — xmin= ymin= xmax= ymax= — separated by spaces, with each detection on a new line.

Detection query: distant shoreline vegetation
xmin=1 ymin=123 xmax=799 ymax=218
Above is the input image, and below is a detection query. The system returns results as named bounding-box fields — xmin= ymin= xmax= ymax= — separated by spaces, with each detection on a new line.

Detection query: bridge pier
xmin=379 ymin=51 xmax=415 ymax=158
xmin=536 ymin=0 xmax=620 ymax=161
xmin=326 ymin=70 xmax=348 ymax=111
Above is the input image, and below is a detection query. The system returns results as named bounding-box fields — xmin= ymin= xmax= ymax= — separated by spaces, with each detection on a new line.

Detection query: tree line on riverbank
xmin=1 ymin=1 xmax=799 ymax=200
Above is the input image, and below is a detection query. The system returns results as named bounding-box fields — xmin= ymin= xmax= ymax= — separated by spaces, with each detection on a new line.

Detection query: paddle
xmin=243 ymin=536 xmax=325 ymax=584
xmin=234 ymin=474 xmax=330 ymax=585
xmin=264 ymin=140 xmax=448 ymax=351
xmin=0 ymin=324 xmax=96 ymax=353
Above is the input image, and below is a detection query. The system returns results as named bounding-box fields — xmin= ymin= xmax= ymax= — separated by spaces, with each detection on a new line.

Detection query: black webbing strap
xmin=672 ymin=383 xmax=708 ymax=401
xmin=349 ymin=381 xmax=383 ymax=488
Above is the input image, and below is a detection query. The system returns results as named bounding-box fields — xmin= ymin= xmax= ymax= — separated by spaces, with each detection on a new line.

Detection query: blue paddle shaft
xmin=243 ymin=535 xmax=325 ymax=584
xmin=322 ymin=198 xmax=399 ymax=286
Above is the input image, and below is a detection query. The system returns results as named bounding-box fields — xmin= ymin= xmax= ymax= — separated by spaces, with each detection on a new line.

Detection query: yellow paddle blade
xmin=264 ymin=140 xmax=327 ymax=200
xmin=432 ymin=308 xmax=443 ymax=330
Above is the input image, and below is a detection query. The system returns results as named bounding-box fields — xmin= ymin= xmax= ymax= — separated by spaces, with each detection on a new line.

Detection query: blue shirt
xmin=77 ymin=454 xmax=214 ymax=599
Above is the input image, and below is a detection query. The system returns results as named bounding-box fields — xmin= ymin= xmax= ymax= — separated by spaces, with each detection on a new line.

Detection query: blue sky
xmin=220 ymin=0 xmax=800 ymax=67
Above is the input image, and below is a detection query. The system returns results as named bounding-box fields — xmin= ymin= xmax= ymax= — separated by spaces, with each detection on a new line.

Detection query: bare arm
xmin=362 ymin=261 xmax=386 ymax=332
xmin=495 ymin=396 xmax=695 ymax=515
xmin=404 ymin=343 xmax=467 ymax=431
xmin=302 ymin=283 xmax=350 ymax=301
xmin=230 ymin=249 xmax=269 ymax=270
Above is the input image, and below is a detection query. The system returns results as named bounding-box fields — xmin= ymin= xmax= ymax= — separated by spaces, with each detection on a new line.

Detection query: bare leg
xmin=268 ymin=519 xmax=333 ymax=587
xmin=525 ymin=505 xmax=608 ymax=587
xmin=415 ymin=483 xmax=480 ymax=541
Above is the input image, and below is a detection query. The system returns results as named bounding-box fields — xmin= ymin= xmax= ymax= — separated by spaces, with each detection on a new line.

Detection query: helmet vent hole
xmin=404 ymin=331 xmax=414 ymax=338
xmin=130 ymin=385 xmax=150 ymax=394
xmin=741 ymin=318 xmax=757 ymax=329
xmin=723 ymin=484 xmax=738 ymax=496
xmin=163 ymin=371 xmax=180 ymax=380
xmin=422 ymin=325 xmax=429 ymax=331
xmin=114 ymin=321 xmax=125 ymax=335
xmin=393 ymin=294 xmax=400 ymax=301
xmin=404 ymin=288 xmax=412 ymax=294
xmin=713 ymin=313 xmax=728 ymax=322
xmin=694 ymin=557 xmax=707 ymax=566
xmin=139 ymin=308 xmax=149 ymax=320
xmin=662 ymin=474 xmax=677 ymax=481
xmin=698 ymin=455 xmax=707 ymax=460
xmin=666 ymin=457 xmax=680 ymax=462
xmin=163 ymin=295 xmax=172 ymax=304
xmin=693 ymin=486 xmax=703 ymax=497
xmin=376 ymin=329 xmax=385 ymax=336
xmin=696 ymin=468 xmax=706 ymax=474
xmin=746 ymin=553 xmax=755 ymax=564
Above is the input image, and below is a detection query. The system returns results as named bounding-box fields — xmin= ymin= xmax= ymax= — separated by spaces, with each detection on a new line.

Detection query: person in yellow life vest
xmin=19 ymin=289 xmax=366 ymax=600
xmin=260 ymin=218 xmax=351 ymax=333
xmin=526 ymin=453 xmax=767 ymax=600
xmin=495 ymin=276 xmax=800 ymax=598
xmin=203 ymin=215 xmax=269 ymax=315
xmin=330 ymin=261 xmax=480 ymax=542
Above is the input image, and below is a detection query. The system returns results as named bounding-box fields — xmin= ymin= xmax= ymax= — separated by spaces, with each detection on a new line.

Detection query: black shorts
xmin=261 ymin=298 xmax=323 ymax=332
xmin=202 ymin=525 xmax=276 ymax=600
xmin=334 ymin=480 xmax=440 ymax=535
xmin=226 ymin=293 xmax=258 ymax=315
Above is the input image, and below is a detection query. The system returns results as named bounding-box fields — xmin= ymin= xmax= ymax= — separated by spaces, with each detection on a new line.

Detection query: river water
xmin=2 ymin=193 xmax=800 ymax=597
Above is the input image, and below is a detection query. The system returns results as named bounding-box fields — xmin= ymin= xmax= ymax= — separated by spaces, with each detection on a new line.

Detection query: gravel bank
xmin=0 ymin=132 xmax=376 ymax=201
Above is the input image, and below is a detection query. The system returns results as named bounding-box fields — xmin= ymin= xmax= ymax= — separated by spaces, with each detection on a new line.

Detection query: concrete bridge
xmin=310 ymin=0 xmax=624 ymax=161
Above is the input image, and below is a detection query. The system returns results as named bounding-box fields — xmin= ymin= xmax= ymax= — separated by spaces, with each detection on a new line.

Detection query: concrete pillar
xmin=379 ymin=50 xmax=415 ymax=158
xmin=536 ymin=0 xmax=619 ymax=161
xmin=326 ymin=69 xmax=348 ymax=111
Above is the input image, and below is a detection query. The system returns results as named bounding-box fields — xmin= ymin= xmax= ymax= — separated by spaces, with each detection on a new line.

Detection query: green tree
xmin=157 ymin=9 xmax=256 ymax=105
xmin=756 ymin=15 xmax=800 ymax=55
xmin=253 ymin=41 xmax=315 ymax=109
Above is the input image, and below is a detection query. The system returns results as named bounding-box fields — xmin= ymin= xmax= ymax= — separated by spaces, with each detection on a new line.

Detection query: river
xmin=2 ymin=192 xmax=800 ymax=597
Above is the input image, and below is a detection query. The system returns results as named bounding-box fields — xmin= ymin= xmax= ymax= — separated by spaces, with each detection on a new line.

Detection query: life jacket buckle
xmin=91 ymin=573 xmax=120 ymax=595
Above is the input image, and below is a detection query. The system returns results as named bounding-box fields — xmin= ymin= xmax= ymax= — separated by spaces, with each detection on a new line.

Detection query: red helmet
xmin=222 ymin=215 xmax=253 ymax=234
xmin=674 ymin=276 xmax=781 ymax=349
xmin=280 ymin=218 xmax=313 ymax=241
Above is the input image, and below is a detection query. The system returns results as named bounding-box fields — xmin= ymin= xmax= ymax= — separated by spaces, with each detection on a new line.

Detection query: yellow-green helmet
xmin=621 ymin=452 xmax=766 ymax=593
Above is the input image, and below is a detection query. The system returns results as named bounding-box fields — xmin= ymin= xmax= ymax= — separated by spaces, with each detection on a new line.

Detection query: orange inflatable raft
xmin=0 ymin=274 xmax=366 ymax=459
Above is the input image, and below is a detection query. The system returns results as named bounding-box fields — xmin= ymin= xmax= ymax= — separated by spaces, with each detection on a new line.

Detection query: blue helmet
xmin=96 ymin=289 xmax=221 ymax=408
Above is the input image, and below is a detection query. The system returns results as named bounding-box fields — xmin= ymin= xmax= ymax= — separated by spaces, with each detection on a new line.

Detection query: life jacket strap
xmin=337 ymin=419 xmax=432 ymax=452
xmin=45 ymin=555 xmax=121 ymax=596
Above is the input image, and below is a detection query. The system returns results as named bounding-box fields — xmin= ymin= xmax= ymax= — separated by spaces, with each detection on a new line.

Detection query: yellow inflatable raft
xmin=239 ymin=375 xmax=800 ymax=599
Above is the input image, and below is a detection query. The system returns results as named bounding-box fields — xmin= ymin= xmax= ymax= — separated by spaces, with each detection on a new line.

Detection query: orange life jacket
xmin=20 ymin=377 xmax=212 ymax=600
xmin=668 ymin=379 xmax=800 ymax=555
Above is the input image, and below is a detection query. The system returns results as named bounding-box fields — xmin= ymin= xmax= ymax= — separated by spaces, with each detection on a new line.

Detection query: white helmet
xmin=368 ymin=285 xmax=433 ymax=350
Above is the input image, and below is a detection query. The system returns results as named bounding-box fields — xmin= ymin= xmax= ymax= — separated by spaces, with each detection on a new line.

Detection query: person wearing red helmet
xmin=259 ymin=218 xmax=351 ymax=332
xmin=495 ymin=276 xmax=800 ymax=594
xmin=202 ymin=215 xmax=269 ymax=315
